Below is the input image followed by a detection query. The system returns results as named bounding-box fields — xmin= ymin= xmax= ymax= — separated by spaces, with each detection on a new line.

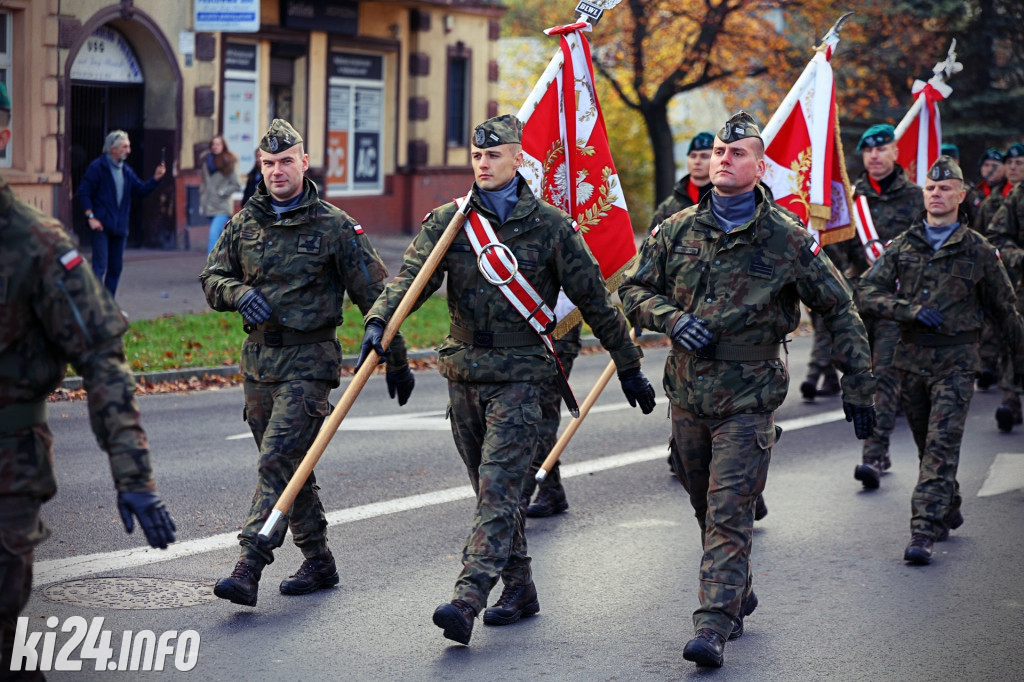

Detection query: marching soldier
xmin=200 ymin=118 xmax=413 ymax=607
xmin=973 ymin=147 xmax=1009 ymax=390
xmin=859 ymin=156 xmax=1024 ymax=564
xmin=984 ymin=144 xmax=1024 ymax=431
xmin=0 ymin=82 xmax=176 ymax=672
xmin=849 ymin=124 xmax=924 ymax=490
xmin=975 ymin=147 xmax=1011 ymax=233
xmin=361 ymin=114 xmax=656 ymax=646
xmin=649 ymin=131 xmax=715 ymax=231
xmin=620 ymin=111 xmax=876 ymax=668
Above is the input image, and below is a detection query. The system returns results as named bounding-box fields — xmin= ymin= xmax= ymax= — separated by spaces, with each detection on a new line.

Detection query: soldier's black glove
xmin=844 ymin=401 xmax=876 ymax=440
xmin=117 ymin=491 xmax=177 ymax=549
xmin=671 ymin=314 xmax=713 ymax=351
xmin=236 ymin=288 xmax=272 ymax=325
xmin=915 ymin=306 xmax=944 ymax=329
xmin=386 ymin=365 xmax=415 ymax=406
xmin=618 ymin=367 xmax=657 ymax=414
xmin=357 ymin=319 xmax=388 ymax=368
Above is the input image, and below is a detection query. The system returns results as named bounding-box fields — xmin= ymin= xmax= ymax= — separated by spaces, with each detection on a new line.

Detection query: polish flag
xmin=895 ymin=78 xmax=951 ymax=186
xmin=760 ymin=32 xmax=855 ymax=246
xmin=516 ymin=21 xmax=635 ymax=287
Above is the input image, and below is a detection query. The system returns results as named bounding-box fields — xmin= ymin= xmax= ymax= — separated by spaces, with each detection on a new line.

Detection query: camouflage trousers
xmin=0 ymin=495 xmax=48 ymax=681
xmin=900 ymin=370 xmax=971 ymax=538
xmin=670 ymin=404 xmax=773 ymax=639
xmin=521 ymin=325 xmax=582 ymax=499
xmin=863 ymin=317 xmax=901 ymax=465
xmin=448 ymin=380 xmax=541 ymax=613
xmin=807 ymin=308 xmax=833 ymax=373
xmin=239 ymin=379 xmax=332 ymax=568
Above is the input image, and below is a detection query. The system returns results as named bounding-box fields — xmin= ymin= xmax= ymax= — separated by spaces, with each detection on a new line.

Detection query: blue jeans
xmin=90 ymin=230 xmax=127 ymax=297
xmin=207 ymin=214 xmax=230 ymax=255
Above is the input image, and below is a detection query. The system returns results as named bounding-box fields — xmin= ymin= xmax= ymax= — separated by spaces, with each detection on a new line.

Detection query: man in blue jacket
xmin=78 ymin=130 xmax=166 ymax=296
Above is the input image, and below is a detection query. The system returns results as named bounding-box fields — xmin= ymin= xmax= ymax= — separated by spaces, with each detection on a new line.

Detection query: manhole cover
xmin=42 ymin=578 xmax=216 ymax=609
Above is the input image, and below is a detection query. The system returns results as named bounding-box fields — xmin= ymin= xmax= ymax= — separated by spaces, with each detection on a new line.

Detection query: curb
xmin=60 ymin=333 xmax=668 ymax=390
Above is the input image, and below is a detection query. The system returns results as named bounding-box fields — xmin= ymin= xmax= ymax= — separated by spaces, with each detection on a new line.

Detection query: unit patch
xmin=297 ymin=234 xmax=322 ymax=255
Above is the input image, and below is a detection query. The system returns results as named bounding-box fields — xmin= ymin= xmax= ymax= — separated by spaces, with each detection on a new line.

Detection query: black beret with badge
xmin=1006 ymin=142 xmax=1024 ymax=159
xmin=980 ymin=148 xmax=1005 ymax=164
xmin=472 ymin=114 xmax=523 ymax=149
xmin=928 ymin=155 xmax=963 ymax=181
xmin=717 ymin=111 xmax=762 ymax=143
xmin=259 ymin=118 xmax=303 ymax=154
xmin=688 ymin=131 xmax=715 ymax=154
xmin=857 ymin=124 xmax=895 ymax=151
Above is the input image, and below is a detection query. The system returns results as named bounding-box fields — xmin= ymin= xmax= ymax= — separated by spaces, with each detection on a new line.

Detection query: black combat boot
xmin=279 ymin=552 xmax=340 ymax=595
xmin=729 ymin=590 xmax=758 ymax=640
xmin=214 ymin=560 xmax=261 ymax=607
xmin=996 ymin=400 xmax=1016 ymax=432
xmin=936 ymin=508 xmax=964 ymax=541
xmin=683 ymin=628 xmax=725 ymax=667
xmin=525 ymin=484 xmax=568 ymax=518
xmin=799 ymin=371 xmax=819 ymax=401
xmin=818 ymin=367 xmax=841 ymax=396
xmin=977 ymin=367 xmax=998 ymax=390
xmin=483 ymin=581 xmax=540 ymax=625
xmin=433 ymin=599 xmax=477 ymax=645
xmin=754 ymin=494 xmax=768 ymax=521
xmin=903 ymin=534 xmax=934 ymax=565
xmin=854 ymin=462 xmax=881 ymax=489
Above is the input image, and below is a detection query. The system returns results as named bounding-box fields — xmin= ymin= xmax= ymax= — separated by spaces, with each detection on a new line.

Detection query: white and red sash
xmin=853 ymin=195 xmax=885 ymax=263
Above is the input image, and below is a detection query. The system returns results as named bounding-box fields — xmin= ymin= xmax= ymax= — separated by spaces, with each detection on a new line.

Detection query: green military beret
xmin=472 ymin=114 xmax=522 ymax=149
xmin=0 ymin=82 xmax=9 ymax=112
xmin=717 ymin=111 xmax=761 ymax=144
xmin=980 ymin=148 xmax=1005 ymax=164
xmin=1006 ymin=142 xmax=1024 ymax=159
xmin=259 ymin=118 xmax=303 ymax=154
xmin=688 ymin=132 xmax=714 ymax=154
xmin=928 ymin=155 xmax=963 ymax=182
xmin=857 ymin=124 xmax=895 ymax=151
xmin=941 ymin=143 xmax=959 ymax=159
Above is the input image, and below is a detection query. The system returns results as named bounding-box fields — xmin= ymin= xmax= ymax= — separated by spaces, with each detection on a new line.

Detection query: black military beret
xmin=717 ymin=112 xmax=761 ymax=144
xmin=979 ymin=148 xmax=1005 ymax=164
xmin=1006 ymin=142 xmax=1024 ymax=159
xmin=688 ymin=132 xmax=714 ymax=154
xmin=259 ymin=118 xmax=303 ymax=154
xmin=472 ymin=114 xmax=522 ymax=149
xmin=857 ymin=124 xmax=895 ymax=151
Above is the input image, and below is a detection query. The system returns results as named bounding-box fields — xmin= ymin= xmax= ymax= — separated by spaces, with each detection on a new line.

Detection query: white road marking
xmin=977 ymin=453 xmax=1024 ymax=497
xmin=39 ymin=410 xmax=852 ymax=585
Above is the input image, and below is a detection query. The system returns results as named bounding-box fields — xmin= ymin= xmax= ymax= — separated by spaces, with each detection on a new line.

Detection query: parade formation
xmin=4 ymin=1 xmax=1024 ymax=677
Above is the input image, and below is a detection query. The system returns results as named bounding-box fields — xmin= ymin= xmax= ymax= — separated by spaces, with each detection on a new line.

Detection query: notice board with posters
xmin=326 ymin=52 xmax=384 ymax=196
xmin=222 ymin=43 xmax=259 ymax=177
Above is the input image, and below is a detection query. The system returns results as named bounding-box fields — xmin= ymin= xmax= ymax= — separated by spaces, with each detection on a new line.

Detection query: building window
xmin=446 ymin=56 xmax=468 ymax=147
xmin=0 ymin=11 xmax=12 ymax=168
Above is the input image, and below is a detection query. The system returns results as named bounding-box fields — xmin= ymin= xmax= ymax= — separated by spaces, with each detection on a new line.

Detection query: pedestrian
xmin=199 ymin=133 xmax=241 ymax=254
xmin=619 ymin=111 xmax=876 ymax=668
xmin=360 ymin=114 xmax=657 ymax=646
xmin=859 ymin=156 xmax=1024 ymax=565
xmin=848 ymin=124 xmax=924 ymax=490
xmin=241 ymin=149 xmax=262 ymax=207
xmin=199 ymin=118 xmax=413 ymax=608
xmin=0 ymin=82 xmax=176 ymax=672
xmin=984 ymin=144 xmax=1024 ymax=431
xmin=648 ymin=131 xmax=715 ymax=231
xmin=77 ymin=129 xmax=166 ymax=296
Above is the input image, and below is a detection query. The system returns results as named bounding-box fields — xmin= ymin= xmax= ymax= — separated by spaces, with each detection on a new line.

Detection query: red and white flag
xmin=760 ymin=31 xmax=855 ymax=246
xmin=516 ymin=21 xmax=635 ymax=285
xmin=895 ymin=78 xmax=951 ymax=186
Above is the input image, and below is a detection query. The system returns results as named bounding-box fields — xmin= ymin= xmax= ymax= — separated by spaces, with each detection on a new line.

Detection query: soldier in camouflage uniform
xmin=941 ymin=143 xmax=982 ymax=228
xmin=0 ymin=83 xmax=176 ymax=674
xmin=859 ymin=156 xmax=1024 ymax=565
xmin=984 ymin=144 xmax=1024 ymax=431
xmin=361 ymin=114 xmax=656 ymax=645
xmin=648 ymin=132 xmax=715 ymax=231
xmin=975 ymin=147 xmax=1014 ymax=235
xmin=200 ymin=119 xmax=412 ymax=607
xmin=976 ymin=147 xmax=1006 ymax=201
xmin=620 ymin=112 xmax=876 ymax=668
xmin=848 ymin=124 xmax=924 ymax=490
xmin=973 ymin=148 xmax=1008 ymax=389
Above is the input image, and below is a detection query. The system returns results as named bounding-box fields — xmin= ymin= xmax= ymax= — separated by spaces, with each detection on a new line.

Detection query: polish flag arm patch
xmin=809 ymin=241 xmax=821 ymax=257
xmin=60 ymin=249 xmax=83 ymax=271
xmin=572 ymin=220 xmax=580 ymax=233
xmin=352 ymin=224 xmax=364 ymax=234
xmin=651 ymin=224 xmax=660 ymax=237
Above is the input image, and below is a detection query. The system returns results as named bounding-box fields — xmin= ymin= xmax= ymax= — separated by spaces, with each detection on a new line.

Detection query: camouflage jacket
xmin=985 ymin=184 xmax=1024 ymax=278
xmin=648 ymin=175 xmax=710 ymax=232
xmin=0 ymin=176 xmax=154 ymax=499
xmin=619 ymin=185 xmax=874 ymax=418
xmin=859 ymin=212 xmax=1024 ymax=375
xmin=846 ymin=165 xmax=924 ymax=276
xmin=365 ymin=177 xmax=642 ymax=383
xmin=977 ymin=181 xmax=1014 ymax=239
xmin=961 ymin=182 xmax=983 ymax=229
xmin=200 ymin=177 xmax=404 ymax=384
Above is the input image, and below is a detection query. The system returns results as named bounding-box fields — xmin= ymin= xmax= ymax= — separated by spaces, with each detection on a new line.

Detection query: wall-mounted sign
xmin=282 ymin=0 xmax=358 ymax=35
xmin=224 ymin=44 xmax=258 ymax=73
xmin=195 ymin=0 xmax=260 ymax=33
xmin=70 ymin=27 xmax=143 ymax=83
xmin=329 ymin=53 xmax=382 ymax=80
xmin=327 ymin=55 xmax=384 ymax=196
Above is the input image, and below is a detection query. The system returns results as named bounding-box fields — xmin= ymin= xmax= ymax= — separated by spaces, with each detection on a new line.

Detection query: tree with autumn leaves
xmin=501 ymin=0 xmax=1024 ymax=220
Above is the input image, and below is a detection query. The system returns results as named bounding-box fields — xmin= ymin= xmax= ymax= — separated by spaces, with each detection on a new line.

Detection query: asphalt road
xmin=21 ymin=336 xmax=1024 ymax=681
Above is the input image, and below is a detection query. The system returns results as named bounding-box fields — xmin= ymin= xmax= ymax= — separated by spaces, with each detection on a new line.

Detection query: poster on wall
xmin=195 ymin=0 xmax=260 ymax=33
xmin=326 ymin=53 xmax=384 ymax=196
xmin=223 ymin=79 xmax=258 ymax=175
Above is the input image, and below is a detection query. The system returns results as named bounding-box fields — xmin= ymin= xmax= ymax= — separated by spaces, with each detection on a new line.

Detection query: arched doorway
xmin=64 ymin=12 xmax=180 ymax=249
